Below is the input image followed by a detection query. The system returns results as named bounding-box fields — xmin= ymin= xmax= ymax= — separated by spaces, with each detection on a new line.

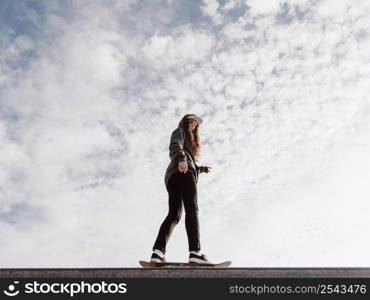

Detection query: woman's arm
xmin=169 ymin=128 xmax=187 ymax=163
xmin=200 ymin=166 xmax=212 ymax=173
xmin=169 ymin=128 xmax=189 ymax=173
xmin=197 ymin=165 xmax=212 ymax=173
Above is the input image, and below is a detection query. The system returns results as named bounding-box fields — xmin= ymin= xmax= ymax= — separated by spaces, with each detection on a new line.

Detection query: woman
xmin=151 ymin=114 xmax=212 ymax=264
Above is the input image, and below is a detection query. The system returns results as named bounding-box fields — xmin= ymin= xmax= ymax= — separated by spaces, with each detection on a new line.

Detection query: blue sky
xmin=1 ymin=0 xmax=370 ymax=267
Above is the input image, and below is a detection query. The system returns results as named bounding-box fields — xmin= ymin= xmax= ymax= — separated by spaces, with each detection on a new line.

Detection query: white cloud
xmin=201 ymin=0 xmax=223 ymax=25
xmin=246 ymin=0 xmax=282 ymax=15
xmin=313 ymin=0 xmax=350 ymax=18
xmin=142 ymin=27 xmax=215 ymax=70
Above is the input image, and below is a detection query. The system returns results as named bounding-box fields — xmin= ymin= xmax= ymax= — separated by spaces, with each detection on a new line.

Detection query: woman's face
xmin=188 ymin=118 xmax=198 ymax=131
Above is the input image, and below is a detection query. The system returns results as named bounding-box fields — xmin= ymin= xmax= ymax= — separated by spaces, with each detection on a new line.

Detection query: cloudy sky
xmin=1 ymin=0 xmax=370 ymax=267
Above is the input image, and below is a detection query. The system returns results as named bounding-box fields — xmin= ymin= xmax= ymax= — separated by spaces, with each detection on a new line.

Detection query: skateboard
xmin=139 ymin=260 xmax=232 ymax=268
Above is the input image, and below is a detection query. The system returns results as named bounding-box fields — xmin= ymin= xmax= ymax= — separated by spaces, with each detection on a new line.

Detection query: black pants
xmin=153 ymin=171 xmax=201 ymax=254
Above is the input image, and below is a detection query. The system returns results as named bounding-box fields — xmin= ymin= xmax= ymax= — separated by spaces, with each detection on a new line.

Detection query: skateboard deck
xmin=139 ymin=260 xmax=232 ymax=268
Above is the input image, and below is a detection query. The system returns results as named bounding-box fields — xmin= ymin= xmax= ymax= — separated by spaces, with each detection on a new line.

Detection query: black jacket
xmin=164 ymin=114 xmax=207 ymax=187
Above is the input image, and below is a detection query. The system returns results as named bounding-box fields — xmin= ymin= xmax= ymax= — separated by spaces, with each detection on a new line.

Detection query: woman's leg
xmin=181 ymin=172 xmax=201 ymax=252
xmin=152 ymin=172 xmax=183 ymax=254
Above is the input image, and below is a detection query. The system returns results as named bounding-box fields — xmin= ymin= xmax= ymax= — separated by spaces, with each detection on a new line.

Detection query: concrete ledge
xmin=1 ymin=268 xmax=370 ymax=278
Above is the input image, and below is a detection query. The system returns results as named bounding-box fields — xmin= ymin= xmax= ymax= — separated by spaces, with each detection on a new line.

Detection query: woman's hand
xmin=203 ymin=166 xmax=212 ymax=173
xmin=178 ymin=161 xmax=188 ymax=173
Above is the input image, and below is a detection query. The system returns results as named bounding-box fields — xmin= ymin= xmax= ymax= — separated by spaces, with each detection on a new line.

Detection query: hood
xmin=178 ymin=114 xmax=202 ymax=130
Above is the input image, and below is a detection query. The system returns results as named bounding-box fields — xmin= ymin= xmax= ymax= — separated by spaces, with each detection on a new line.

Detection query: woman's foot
xmin=189 ymin=252 xmax=210 ymax=264
xmin=150 ymin=249 xmax=166 ymax=263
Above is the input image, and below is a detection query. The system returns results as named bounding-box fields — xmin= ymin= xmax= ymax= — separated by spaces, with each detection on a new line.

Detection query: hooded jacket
xmin=164 ymin=114 xmax=207 ymax=187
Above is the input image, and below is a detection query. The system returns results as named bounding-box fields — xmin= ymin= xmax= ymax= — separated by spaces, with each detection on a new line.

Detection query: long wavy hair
xmin=185 ymin=118 xmax=201 ymax=162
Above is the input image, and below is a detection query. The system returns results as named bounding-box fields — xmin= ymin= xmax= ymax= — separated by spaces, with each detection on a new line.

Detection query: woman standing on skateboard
xmin=151 ymin=114 xmax=212 ymax=264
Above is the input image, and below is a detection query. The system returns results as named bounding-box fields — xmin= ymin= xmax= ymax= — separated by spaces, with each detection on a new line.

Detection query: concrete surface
xmin=1 ymin=268 xmax=370 ymax=278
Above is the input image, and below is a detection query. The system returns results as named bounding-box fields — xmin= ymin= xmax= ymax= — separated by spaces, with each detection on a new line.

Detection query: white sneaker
xmin=150 ymin=253 xmax=166 ymax=263
xmin=189 ymin=253 xmax=210 ymax=264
